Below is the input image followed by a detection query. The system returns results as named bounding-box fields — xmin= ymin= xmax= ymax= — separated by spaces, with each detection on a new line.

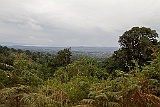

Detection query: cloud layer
xmin=0 ymin=0 xmax=160 ymax=47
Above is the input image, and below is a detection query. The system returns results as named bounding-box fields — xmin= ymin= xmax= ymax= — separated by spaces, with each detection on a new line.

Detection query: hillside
xmin=0 ymin=27 xmax=160 ymax=107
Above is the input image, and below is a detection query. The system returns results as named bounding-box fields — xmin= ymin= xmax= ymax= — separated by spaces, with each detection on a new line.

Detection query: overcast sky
xmin=0 ymin=0 xmax=160 ymax=47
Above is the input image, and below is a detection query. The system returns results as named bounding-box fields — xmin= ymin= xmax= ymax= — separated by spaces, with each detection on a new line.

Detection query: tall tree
xmin=57 ymin=48 xmax=72 ymax=67
xmin=47 ymin=48 xmax=72 ymax=73
xmin=104 ymin=27 xmax=159 ymax=72
xmin=118 ymin=27 xmax=158 ymax=67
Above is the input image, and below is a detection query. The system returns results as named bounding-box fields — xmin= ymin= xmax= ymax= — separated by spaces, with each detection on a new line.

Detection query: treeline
xmin=0 ymin=27 xmax=160 ymax=107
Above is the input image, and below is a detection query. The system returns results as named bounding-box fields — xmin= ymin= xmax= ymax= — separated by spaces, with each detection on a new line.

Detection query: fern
xmin=21 ymin=93 xmax=58 ymax=107
xmin=82 ymin=88 xmax=121 ymax=107
xmin=121 ymin=89 xmax=160 ymax=107
xmin=0 ymin=63 xmax=14 ymax=71
xmin=0 ymin=85 xmax=31 ymax=107
xmin=0 ymin=85 xmax=59 ymax=107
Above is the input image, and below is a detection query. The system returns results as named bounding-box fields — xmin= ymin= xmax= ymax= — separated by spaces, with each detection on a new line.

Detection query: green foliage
xmin=0 ymin=85 xmax=58 ymax=107
xmin=0 ymin=30 xmax=160 ymax=107
xmin=57 ymin=48 xmax=72 ymax=67
xmin=142 ymin=52 xmax=160 ymax=80
xmin=103 ymin=27 xmax=159 ymax=72
xmin=0 ymin=85 xmax=32 ymax=107
xmin=122 ymin=88 xmax=160 ymax=107
xmin=44 ymin=76 xmax=99 ymax=106
xmin=47 ymin=48 xmax=72 ymax=78
xmin=0 ymin=63 xmax=14 ymax=71
xmin=21 ymin=93 xmax=58 ymax=107
xmin=81 ymin=66 xmax=160 ymax=107
xmin=54 ymin=56 xmax=107 ymax=83
xmin=48 ymin=48 xmax=72 ymax=68
xmin=13 ymin=54 xmax=43 ymax=86
xmin=61 ymin=76 xmax=90 ymax=105
xmin=0 ymin=69 xmax=20 ymax=89
xmin=40 ymin=79 xmax=69 ymax=107
xmin=142 ymin=53 xmax=160 ymax=96
xmin=102 ymin=49 xmax=130 ymax=73
xmin=119 ymin=27 xmax=158 ymax=70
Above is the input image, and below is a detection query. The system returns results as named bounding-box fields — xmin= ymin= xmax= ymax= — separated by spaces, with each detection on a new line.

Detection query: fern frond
xmin=122 ymin=90 xmax=160 ymax=107
xmin=21 ymin=93 xmax=58 ymax=107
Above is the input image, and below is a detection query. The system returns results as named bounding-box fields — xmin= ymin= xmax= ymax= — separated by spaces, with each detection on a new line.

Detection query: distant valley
xmin=2 ymin=44 xmax=119 ymax=61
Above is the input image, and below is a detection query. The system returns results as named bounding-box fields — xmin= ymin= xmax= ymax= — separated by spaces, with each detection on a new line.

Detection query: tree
xmin=57 ymin=48 xmax=72 ymax=67
xmin=104 ymin=27 xmax=158 ymax=72
xmin=119 ymin=27 xmax=158 ymax=66
xmin=47 ymin=48 xmax=72 ymax=76
xmin=48 ymin=48 xmax=72 ymax=68
xmin=103 ymin=49 xmax=130 ymax=73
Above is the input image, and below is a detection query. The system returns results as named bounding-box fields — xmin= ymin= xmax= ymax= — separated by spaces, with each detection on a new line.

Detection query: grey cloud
xmin=0 ymin=0 xmax=160 ymax=46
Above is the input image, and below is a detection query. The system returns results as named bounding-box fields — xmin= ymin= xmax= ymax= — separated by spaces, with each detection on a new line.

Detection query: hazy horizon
xmin=0 ymin=41 xmax=119 ymax=48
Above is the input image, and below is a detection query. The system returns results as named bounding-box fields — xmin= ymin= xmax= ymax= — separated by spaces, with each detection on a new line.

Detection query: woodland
xmin=0 ymin=27 xmax=160 ymax=107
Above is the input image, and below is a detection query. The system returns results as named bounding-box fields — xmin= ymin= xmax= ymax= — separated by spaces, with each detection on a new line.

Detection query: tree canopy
xmin=104 ymin=27 xmax=159 ymax=72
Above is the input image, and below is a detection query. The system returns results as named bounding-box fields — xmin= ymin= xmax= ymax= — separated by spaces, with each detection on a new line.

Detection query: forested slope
xmin=0 ymin=27 xmax=160 ymax=107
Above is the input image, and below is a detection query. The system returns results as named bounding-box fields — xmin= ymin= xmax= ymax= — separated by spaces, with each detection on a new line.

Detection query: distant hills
xmin=0 ymin=42 xmax=119 ymax=60
xmin=7 ymin=45 xmax=118 ymax=52
xmin=0 ymin=42 xmax=118 ymax=52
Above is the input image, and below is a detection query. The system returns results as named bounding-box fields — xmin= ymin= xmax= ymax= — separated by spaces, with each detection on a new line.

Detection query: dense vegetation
xmin=0 ymin=27 xmax=160 ymax=107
